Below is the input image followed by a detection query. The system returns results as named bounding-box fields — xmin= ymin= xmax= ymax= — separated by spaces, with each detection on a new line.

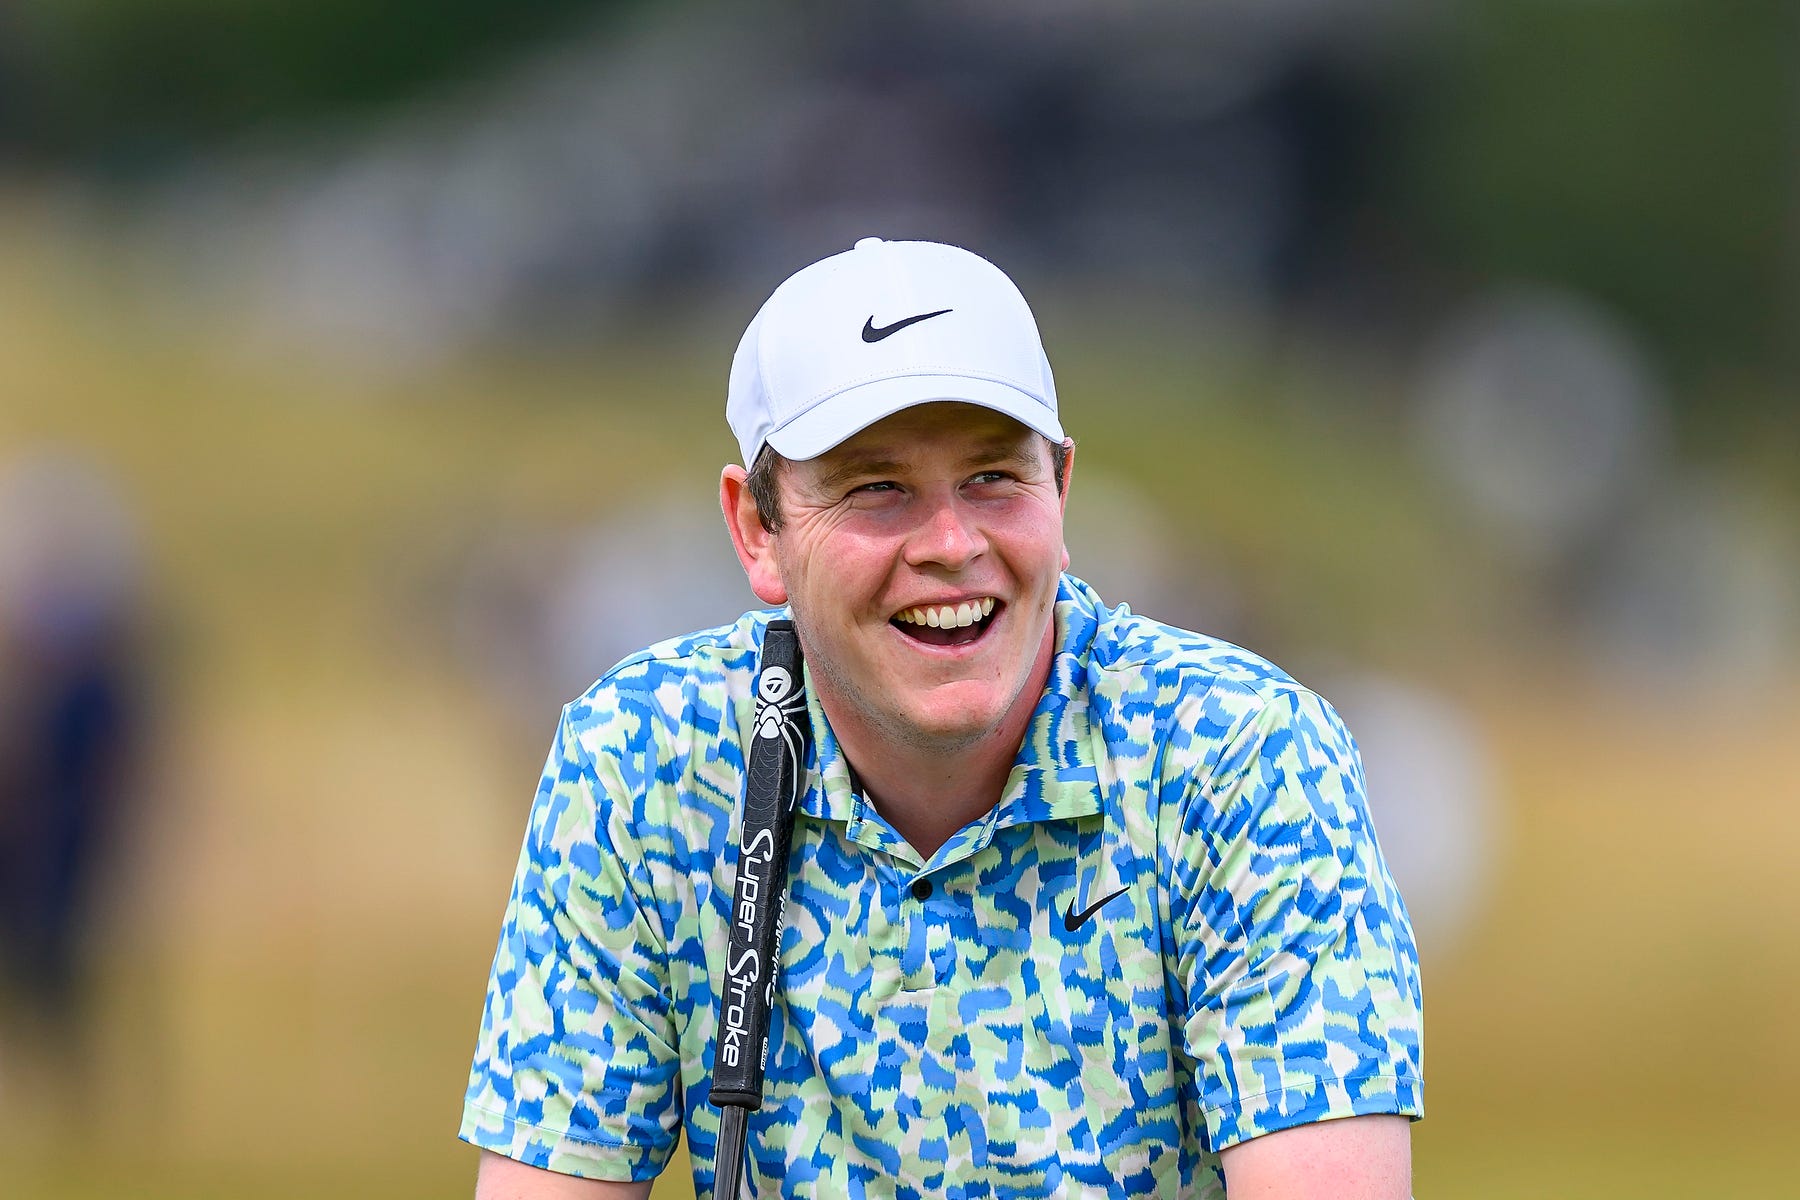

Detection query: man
xmin=461 ymin=238 xmax=1423 ymax=1198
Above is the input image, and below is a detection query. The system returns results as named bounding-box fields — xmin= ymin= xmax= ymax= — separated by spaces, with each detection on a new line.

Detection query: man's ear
xmin=1056 ymin=439 xmax=1076 ymax=507
xmin=1057 ymin=439 xmax=1075 ymax=571
xmin=720 ymin=464 xmax=788 ymax=606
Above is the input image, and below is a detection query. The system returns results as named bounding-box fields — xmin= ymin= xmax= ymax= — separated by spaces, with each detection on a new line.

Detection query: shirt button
xmin=911 ymin=878 xmax=933 ymax=901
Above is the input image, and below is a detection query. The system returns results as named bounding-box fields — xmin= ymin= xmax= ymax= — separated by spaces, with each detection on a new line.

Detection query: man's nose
xmin=905 ymin=497 xmax=985 ymax=569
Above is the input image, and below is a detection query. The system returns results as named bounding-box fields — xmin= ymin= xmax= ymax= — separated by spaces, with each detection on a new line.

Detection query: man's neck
xmin=842 ymin=732 xmax=1019 ymax=860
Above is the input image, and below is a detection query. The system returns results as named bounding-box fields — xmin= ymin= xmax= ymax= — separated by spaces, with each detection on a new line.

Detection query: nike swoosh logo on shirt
xmin=862 ymin=308 xmax=953 ymax=342
xmin=1062 ymin=885 xmax=1129 ymax=933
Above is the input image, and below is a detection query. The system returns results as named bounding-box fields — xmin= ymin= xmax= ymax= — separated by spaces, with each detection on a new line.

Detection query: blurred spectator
xmin=1412 ymin=285 xmax=1668 ymax=566
xmin=0 ymin=452 xmax=148 ymax=1064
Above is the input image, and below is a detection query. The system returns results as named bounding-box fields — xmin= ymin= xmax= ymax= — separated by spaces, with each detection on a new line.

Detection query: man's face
xmin=728 ymin=402 xmax=1070 ymax=757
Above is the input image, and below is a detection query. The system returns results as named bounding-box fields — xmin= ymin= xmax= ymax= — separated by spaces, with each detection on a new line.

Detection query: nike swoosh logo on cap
xmin=862 ymin=308 xmax=953 ymax=342
xmin=1063 ymin=885 xmax=1129 ymax=933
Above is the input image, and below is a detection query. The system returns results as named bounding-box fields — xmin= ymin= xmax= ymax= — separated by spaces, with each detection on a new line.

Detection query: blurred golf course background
xmin=1 ymin=3 xmax=1796 ymax=1197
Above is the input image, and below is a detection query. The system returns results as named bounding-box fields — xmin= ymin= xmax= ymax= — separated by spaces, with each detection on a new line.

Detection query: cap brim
xmin=764 ymin=375 xmax=1065 ymax=461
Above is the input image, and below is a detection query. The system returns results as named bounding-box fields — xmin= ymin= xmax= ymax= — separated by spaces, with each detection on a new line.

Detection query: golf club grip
xmin=710 ymin=620 xmax=809 ymax=1115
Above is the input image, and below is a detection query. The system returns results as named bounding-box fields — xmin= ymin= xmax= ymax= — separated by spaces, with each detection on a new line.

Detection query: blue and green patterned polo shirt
xmin=460 ymin=574 xmax=1423 ymax=1197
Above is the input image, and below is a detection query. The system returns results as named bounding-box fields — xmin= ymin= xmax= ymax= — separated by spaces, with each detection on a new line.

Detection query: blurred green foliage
xmin=1396 ymin=0 xmax=1797 ymax=384
xmin=5 ymin=0 xmax=628 ymax=167
xmin=3 ymin=0 xmax=1791 ymax=422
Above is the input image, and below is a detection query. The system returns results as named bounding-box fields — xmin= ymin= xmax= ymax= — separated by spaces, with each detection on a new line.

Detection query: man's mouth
xmin=890 ymin=597 xmax=999 ymax=648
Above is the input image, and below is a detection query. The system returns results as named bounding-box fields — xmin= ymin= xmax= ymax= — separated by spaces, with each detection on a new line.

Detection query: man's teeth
xmin=895 ymin=597 xmax=997 ymax=629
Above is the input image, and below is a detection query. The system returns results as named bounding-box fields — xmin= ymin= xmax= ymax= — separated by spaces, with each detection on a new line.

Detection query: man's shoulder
xmin=560 ymin=608 xmax=776 ymax=736
xmin=1068 ymin=575 xmax=1305 ymax=707
xmin=1058 ymin=576 xmax=1351 ymax=783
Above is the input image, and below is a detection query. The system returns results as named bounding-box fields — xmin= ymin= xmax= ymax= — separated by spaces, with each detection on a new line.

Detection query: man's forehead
xmin=812 ymin=402 xmax=1045 ymax=466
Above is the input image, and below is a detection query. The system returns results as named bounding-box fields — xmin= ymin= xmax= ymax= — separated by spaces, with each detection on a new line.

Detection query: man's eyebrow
xmin=962 ymin=440 xmax=1043 ymax=472
xmin=810 ymin=437 xmax=1044 ymax=493
xmin=812 ymin=455 xmax=911 ymax=494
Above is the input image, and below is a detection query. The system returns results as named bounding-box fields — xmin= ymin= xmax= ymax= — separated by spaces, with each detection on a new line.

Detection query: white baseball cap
xmin=726 ymin=237 xmax=1063 ymax=466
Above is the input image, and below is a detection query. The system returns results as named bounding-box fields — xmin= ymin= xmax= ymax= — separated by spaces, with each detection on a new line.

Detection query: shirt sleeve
xmin=1168 ymin=684 xmax=1424 ymax=1151
xmin=459 ymin=693 xmax=683 ymax=1180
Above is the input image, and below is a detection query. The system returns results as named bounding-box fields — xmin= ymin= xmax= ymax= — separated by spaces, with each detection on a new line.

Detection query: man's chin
xmin=883 ymin=688 xmax=1014 ymax=749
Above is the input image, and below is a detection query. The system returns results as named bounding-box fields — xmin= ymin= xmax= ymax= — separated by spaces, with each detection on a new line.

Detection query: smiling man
xmin=460 ymin=239 xmax=1424 ymax=1198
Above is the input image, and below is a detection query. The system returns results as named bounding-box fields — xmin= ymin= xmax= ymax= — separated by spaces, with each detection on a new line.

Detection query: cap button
xmin=853 ymin=237 xmax=885 ymax=251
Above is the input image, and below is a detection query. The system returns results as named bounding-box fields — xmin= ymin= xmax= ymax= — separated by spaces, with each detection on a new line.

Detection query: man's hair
xmin=745 ymin=435 xmax=1073 ymax=533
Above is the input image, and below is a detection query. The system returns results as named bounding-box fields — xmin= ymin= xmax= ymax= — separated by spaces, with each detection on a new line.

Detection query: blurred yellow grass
xmin=2 ymin=226 xmax=1796 ymax=1198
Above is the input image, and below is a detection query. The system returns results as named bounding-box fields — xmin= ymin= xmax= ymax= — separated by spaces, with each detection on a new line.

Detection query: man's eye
xmin=971 ymin=471 xmax=1013 ymax=485
xmin=852 ymin=481 xmax=898 ymax=494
